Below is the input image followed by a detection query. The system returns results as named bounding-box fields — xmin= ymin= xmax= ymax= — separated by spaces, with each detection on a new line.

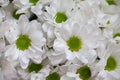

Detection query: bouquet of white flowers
xmin=0 ymin=0 xmax=120 ymax=80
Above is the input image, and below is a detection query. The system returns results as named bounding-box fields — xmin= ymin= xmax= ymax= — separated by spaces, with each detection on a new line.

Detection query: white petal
xmin=30 ymin=53 xmax=42 ymax=64
xmin=98 ymin=70 xmax=107 ymax=79
xmin=77 ymin=55 xmax=88 ymax=64
xmin=18 ymin=15 xmax=29 ymax=33
xmin=61 ymin=75 xmax=75 ymax=80
xmin=25 ymin=20 xmax=40 ymax=34
xmin=60 ymin=24 xmax=72 ymax=40
xmin=31 ymin=4 xmax=42 ymax=16
xmin=19 ymin=53 xmax=29 ymax=69
xmin=30 ymin=31 xmax=45 ymax=47
xmin=66 ymin=50 xmax=75 ymax=60
xmin=16 ymin=5 xmax=30 ymax=14
xmin=67 ymin=72 xmax=77 ymax=77
xmin=109 ymin=71 xmax=120 ymax=79
xmin=0 ymin=36 xmax=5 ymax=52
xmin=5 ymin=45 xmax=19 ymax=60
xmin=48 ymin=53 xmax=66 ymax=65
xmin=53 ymin=39 xmax=67 ymax=52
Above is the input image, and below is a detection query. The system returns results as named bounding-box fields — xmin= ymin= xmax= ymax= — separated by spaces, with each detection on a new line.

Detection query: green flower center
xmin=29 ymin=0 xmax=38 ymax=5
xmin=106 ymin=20 xmax=110 ymax=24
xmin=76 ymin=66 xmax=91 ymax=80
xmin=105 ymin=56 xmax=117 ymax=71
xmin=27 ymin=62 xmax=43 ymax=73
xmin=55 ymin=12 xmax=68 ymax=23
xmin=16 ymin=34 xmax=31 ymax=51
xmin=106 ymin=0 xmax=116 ymax=5
xmin=113 ymin=33 xmax=120 ymax=38
xmin=67 ymin=36 xmax=82 ymax=52
xmin=46 ymin=72 xmax=60 ymax=80
xmin=12 ymin=10 xmax=22 ymax=19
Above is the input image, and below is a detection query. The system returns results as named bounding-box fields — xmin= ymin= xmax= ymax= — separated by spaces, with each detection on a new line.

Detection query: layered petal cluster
xmin=0 ymin=0 xmax=120 ymax=80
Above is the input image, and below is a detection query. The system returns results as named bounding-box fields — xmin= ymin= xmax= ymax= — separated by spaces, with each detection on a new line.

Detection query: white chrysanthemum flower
xmin=95 ymin=43 xmax=120 ymax=80
xmin=5 ymin=15 xmax=46 ymax=69
xmin=44 ymin=0 xmax=75 ymax=24
xmin=53 ymin=22 xmax=101 ymax=64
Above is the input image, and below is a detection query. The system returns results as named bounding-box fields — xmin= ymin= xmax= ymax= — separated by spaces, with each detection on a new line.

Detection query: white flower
xmin=96 ymin=43 xmax=120 ymax=80
xmin=5 ymin=15 xmax=46 ymax=69
xmin=53 ymin=22 xmax=101 ymax=64
xmin=44 ymin=0 xmax=75 ymax=24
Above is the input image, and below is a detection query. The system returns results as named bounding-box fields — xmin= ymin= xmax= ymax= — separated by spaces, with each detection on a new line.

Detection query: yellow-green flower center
xmin=55 ymin=12 xmax=68 ymax=23
xmin=16 ymin=34 xmax=31 ymax=51
xmin=106 ymin=20 xmax=111 ymax=24
xmin=106 ymin=0 xmax=116 ymax=5
xmin=105 ymin=56 xmax=117 ymax=71
xmin=76 ymin=66 xmax=91 ymax=80
xmin=29 ymin=0 xmax=38 ymax=5
xmin=46 ymin=72 xmax=60 ymax=80
xmin=27 ymin=62 xmax=43 ymax=73
xmin=67 ymin=36 xmax=82 ymax=52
